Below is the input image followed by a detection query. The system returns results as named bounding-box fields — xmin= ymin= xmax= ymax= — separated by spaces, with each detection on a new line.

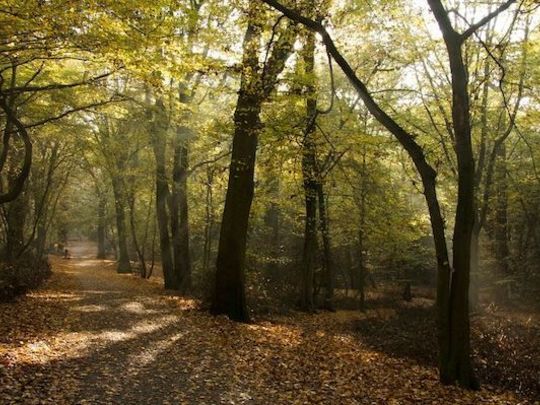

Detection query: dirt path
xmin=0 ymin=242 xmax=535 ymax=404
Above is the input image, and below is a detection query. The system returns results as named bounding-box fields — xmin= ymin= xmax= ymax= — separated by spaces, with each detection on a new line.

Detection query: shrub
xmin=0 ymin=255 xmax=51 ymax=302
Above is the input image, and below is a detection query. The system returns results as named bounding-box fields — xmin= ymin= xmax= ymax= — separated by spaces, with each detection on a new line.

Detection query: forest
xmin=0 ymin=0 xmax=539 ymax=403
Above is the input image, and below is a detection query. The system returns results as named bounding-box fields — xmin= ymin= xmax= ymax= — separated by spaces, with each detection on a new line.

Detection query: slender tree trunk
xmin=317 ymin=184 xmax=334 ymax=310
xmin=35 ymin=221 xmax=47 ymax=258
xmin=494 ymin=142 xmax=511 ymax=301
xmin=301 ymin=169 xmax=318 ymax=312
xmin=171 ymin=129 xmax=191 ymax=292
xmin=264 ymin=174 xmax=280 ymax=279
xmin=203 ymin=167 xmax=214 ymax=273
xmin=357 ymin=181 xmax=367 ymax=311
xmin=444 ymin=35 xmax=476 ymax=389
xmin=299 ymin=28 xmax=318 ymax=312
xmin=469 ymin=223 xmax=480 ymax=310
xmin=128 ymin=192 xmax=148 ymax=278
xmin=97 ymin=191 xmax=107 ymax=259
xmin=111 ymin=175 xmax=131 ymax=273
xmin=151 ymin=100 xmax=175 ymax=288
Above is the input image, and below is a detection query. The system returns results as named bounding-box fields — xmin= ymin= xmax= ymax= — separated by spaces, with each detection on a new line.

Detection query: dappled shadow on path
xmin=1 ymin=247 xmax=537 ymax=404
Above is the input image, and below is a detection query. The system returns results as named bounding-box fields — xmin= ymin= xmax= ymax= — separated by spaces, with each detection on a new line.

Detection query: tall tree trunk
xmin=264 ymin=174 xmax=280 ymax=279
xmin=151 ymin=100 xmax=175 ymax=288
xmin=443 ymin=32 xmax=476 ymax=390
xmin=212 ymin=3 xmax=295 ymax=320
xmin=171 ymin=128 xmax=191 ymax=292
xmin=111 ymin=175 xmax=131 ymax=273
xmin=317 ymin=184 xmax=334 ymax=310
xmin=211 ymin=94 xmax=261 ymax=321
xmin=469 ymin=223 xmax=480 ymax=310
xmin=357 ymin=169 xmax=367 ymax=311
xmin=4 ymin=143 xmax=28 ymax=260
xmin=494 ymin=142 xmax=511 ymax=301
xmin=470 ymin=56 xmax=490 ymax=312
xmin=202 ymin=167 xmax=214 ymax=273
xmin=300 ymin=29 xmax=318 ymax=312
xmin=211 ymin=19 xmax=263 ymax=322
xmin=97 ymin=190 xmax=107 ymax=259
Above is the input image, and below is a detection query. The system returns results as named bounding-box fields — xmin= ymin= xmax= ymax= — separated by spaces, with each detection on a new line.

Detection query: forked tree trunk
xmin=211 ymin=19 xmax=263 ymax=321
xmin=437 ymin=20 xmax=476 ymax=389
xmin=212 ymin=5 xmax=295 ymax=321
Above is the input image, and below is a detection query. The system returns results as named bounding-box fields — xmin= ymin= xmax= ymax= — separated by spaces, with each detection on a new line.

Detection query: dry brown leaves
xmin=0 ymin=256 xmax=537 ymax=404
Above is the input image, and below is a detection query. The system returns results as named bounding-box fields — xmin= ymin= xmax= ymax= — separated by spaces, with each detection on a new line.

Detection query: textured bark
xmin=212 ymin=5 xmax=295 ymax=321
xmin=212 ymin=91 xmax=261 ymax=320
xmin=212 ymin=17 xmax=263 ymax=321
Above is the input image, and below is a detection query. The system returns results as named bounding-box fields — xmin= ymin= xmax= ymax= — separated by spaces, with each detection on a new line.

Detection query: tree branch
xmin=0 ymin=97 xmax=32 ymax=204
xmin=261 ymin=0 xmax=436 ymax=180
xmin=461 ymin=0 xmax=517 ymax=40
xmin=1 ymin=70 xmax=118 ymax=96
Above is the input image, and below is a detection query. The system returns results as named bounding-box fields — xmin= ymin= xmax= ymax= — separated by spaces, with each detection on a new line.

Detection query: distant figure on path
xmin=63 ymin=249 xmax=70 ymax=259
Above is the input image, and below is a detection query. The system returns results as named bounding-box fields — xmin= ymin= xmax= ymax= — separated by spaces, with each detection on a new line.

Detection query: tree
xmin=211 ymin=3 xmax=297 ymax=321
xmin=261 ymin=0 xmax=519 ymax=388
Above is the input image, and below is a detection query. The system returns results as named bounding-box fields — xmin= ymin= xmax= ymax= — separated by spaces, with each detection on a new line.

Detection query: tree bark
xmin=211 ymin=18 xmax=263 ymax=322
xmin=212 ymin=5 xmax=295 ymax=321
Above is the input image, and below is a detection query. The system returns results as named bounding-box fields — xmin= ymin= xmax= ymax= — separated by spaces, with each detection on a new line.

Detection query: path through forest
xmin=0 ymin=242 xmax=534 ymax=404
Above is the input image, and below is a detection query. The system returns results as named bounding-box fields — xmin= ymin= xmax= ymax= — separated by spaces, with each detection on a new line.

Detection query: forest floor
xmin=0 ymin=242 xmax=538 ymax=404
